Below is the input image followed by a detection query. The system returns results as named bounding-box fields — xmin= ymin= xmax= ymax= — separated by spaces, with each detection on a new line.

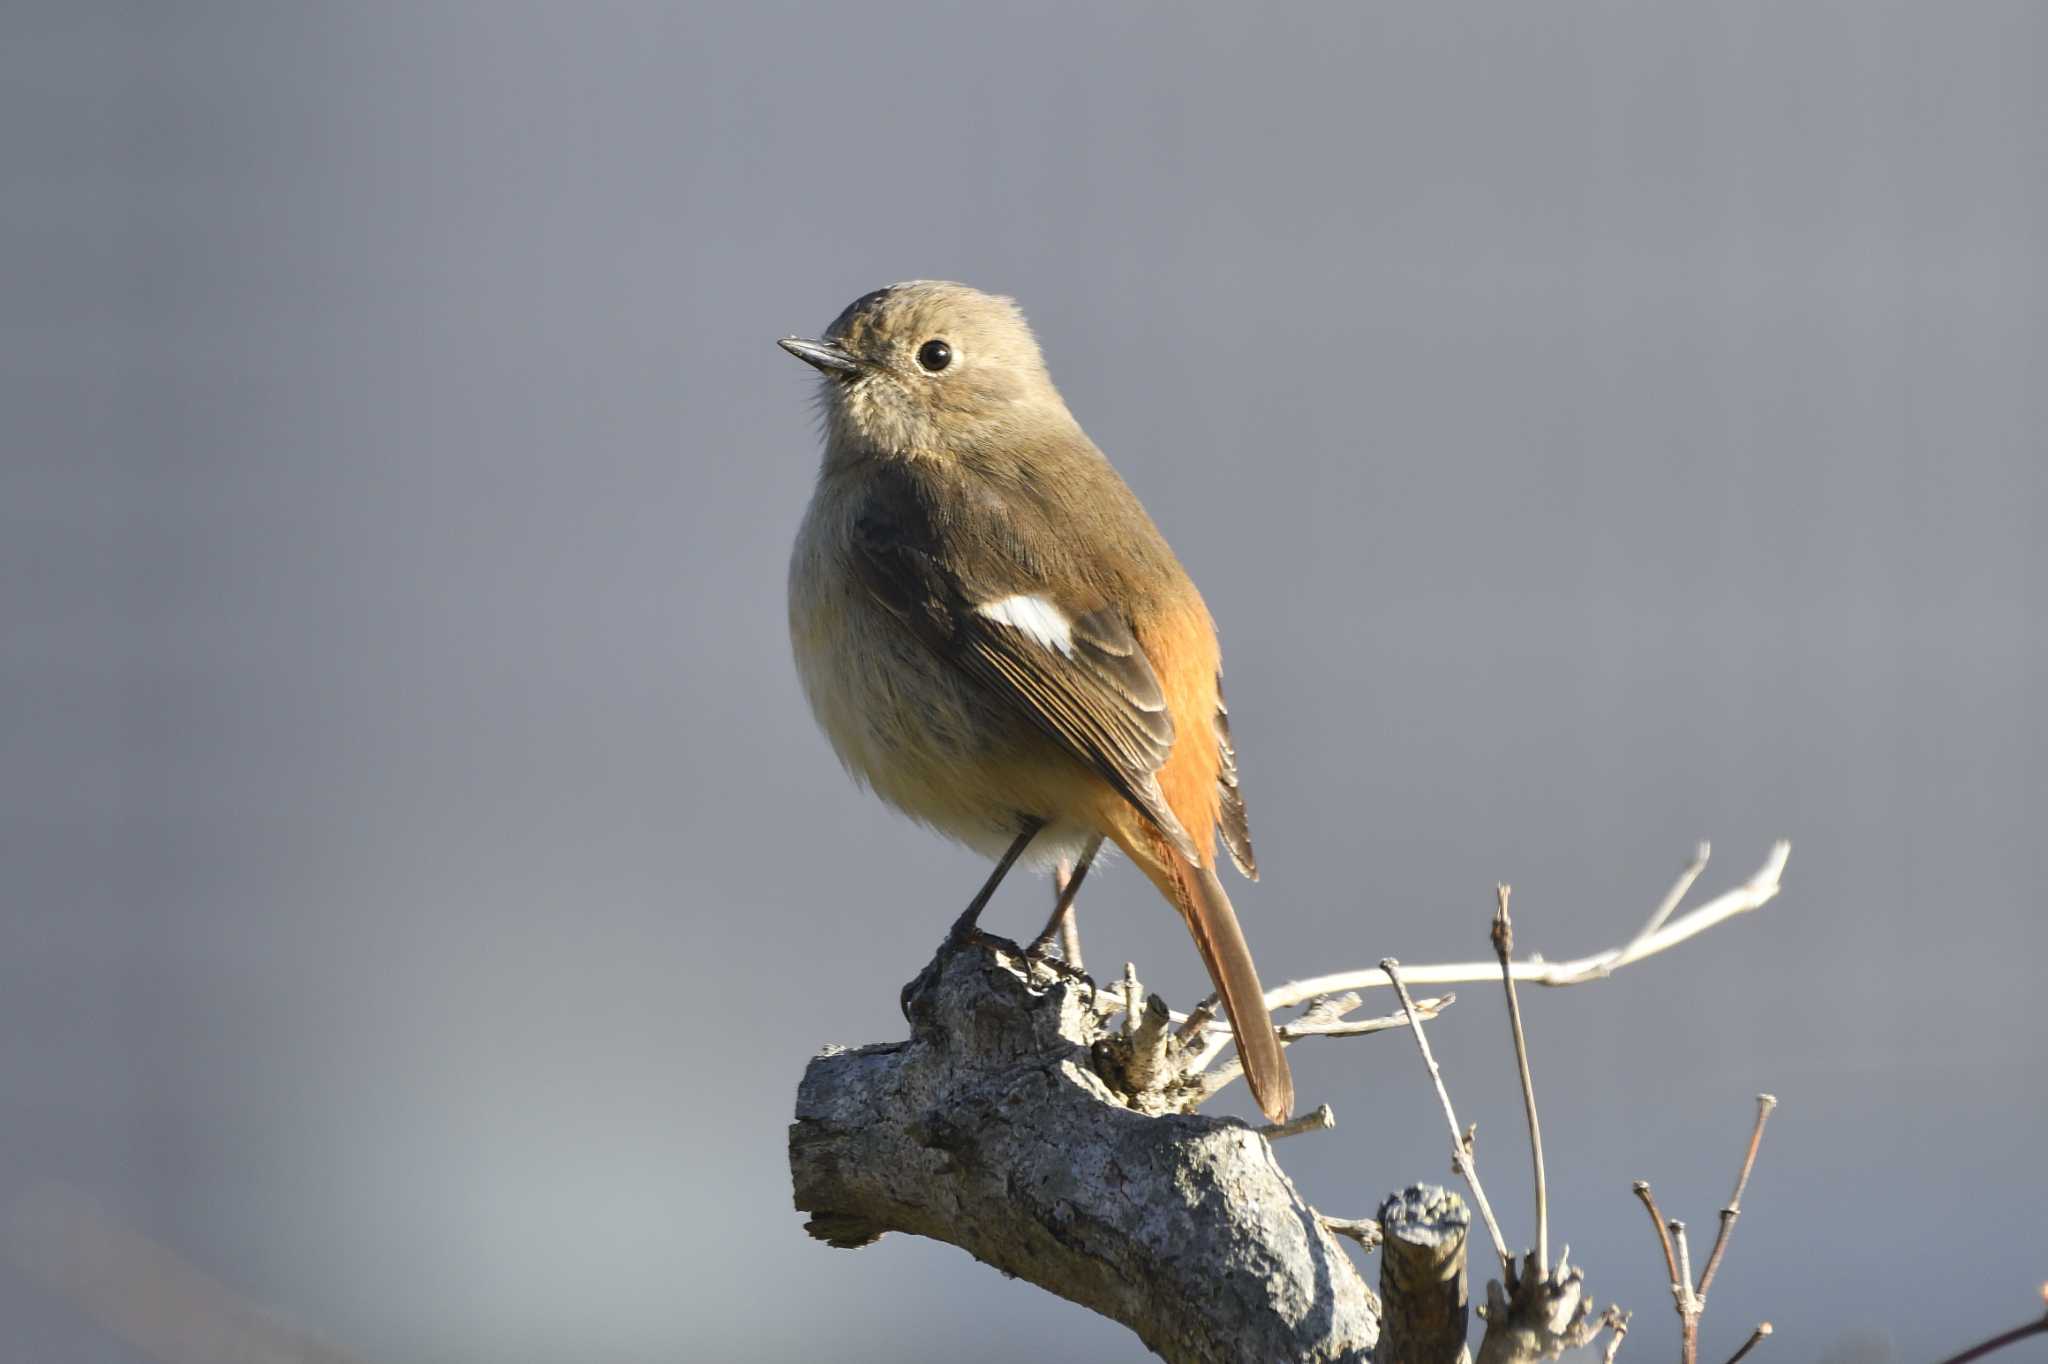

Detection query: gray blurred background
xmin=4 ymin=3 xmax=2042 ymax=1361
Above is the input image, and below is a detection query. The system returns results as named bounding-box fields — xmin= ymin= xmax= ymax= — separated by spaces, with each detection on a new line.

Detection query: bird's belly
xmin=787 ymin=544 xmax=1095 ymax=863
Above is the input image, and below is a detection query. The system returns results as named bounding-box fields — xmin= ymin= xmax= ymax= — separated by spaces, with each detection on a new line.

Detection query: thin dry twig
xmin=1188 ymin=995 xmax=1450 ymax=1060
xmin=1123 ymin=993 xmax=1175 ymax=1095
xmin=1281 ymin=997 xmax=1453 ymax=1039
xmin=1631 ymin=1182 xmax=1684 ymax=1308
xmin=1932 ymin=1284 xmax=2048 ymax=1364
xmin=1262 ymin=840 xmax=1790 ymax=1009
xmin=1602 ymin=1310 xmax=1632 ymax=1363
xmin=1318 ymin=1216 xmax=1382 ymax=1251
xmin=1638 ymin=841 xmax=1712 ymax=944
xmin=1384 ymin=957 xmax=1511 ymax=1267
xmin=1491 ymin=883 xmax=1548 ymax=1273
xmin=1697 ymin=1094 xmax=1777 ymax=1301
xmin=1259 ymin=1103 xmax=1335 ymax=1141
xmin=1671 ymin=1222 xmax=1695 ymax=1310
xmin=1632 ymin=1096 xmax=1780 ymax=1364
xmin=1172 ymin=998 xmax=1217 ymax=1042
xmin=1723 ymin=1322 xmax=1772 ymax=1364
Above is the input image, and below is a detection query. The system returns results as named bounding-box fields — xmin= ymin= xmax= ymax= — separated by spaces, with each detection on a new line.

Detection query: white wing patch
xmin=977 ymin=594 xmax=1074 ymax=655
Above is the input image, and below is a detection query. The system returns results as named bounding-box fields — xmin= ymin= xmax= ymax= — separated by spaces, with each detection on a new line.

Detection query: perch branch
xmin=792 ymin=834 xmax=1783 ymax=1362
xmin=790 ymin=934 xmax=1377 ymax=1363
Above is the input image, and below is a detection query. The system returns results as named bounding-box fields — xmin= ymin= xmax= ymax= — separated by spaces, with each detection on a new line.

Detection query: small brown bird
xmin=781 ymin=282 xmax=1293 ymax=1122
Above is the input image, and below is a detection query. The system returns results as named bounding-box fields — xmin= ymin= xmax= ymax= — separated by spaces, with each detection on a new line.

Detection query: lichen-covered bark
xmin=788 ymin=935 xmax=1378 ymax=1364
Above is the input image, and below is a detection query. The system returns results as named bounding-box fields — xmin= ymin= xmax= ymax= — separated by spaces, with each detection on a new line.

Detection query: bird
xmin=780 ymin=281 xmax=1293 ymax=1123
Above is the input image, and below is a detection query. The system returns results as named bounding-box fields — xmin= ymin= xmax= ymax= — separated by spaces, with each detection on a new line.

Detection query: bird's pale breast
xmin=787 ymin=477 xmax=1100 ymax=863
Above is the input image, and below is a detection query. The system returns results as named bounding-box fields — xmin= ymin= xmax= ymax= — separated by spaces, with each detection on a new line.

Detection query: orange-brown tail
xmin=1170 ymin=857 xmax=1292 ymax=1122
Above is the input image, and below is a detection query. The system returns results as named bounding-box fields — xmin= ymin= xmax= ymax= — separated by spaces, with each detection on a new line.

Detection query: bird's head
xmin=780 ymin=281 xmax=1069 ymax=464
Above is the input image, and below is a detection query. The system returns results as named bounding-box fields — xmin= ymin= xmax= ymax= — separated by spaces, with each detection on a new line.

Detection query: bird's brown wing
xmin=848 ymin=462 xmax=1201 ymax=862
xmin=1213 ymin=679 xmax=1256 ymax=879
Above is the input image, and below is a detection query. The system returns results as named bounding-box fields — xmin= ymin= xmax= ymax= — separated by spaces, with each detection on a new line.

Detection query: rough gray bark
xmin=1376 ymin=1186 xmax=1471 ymax=1364
xmin=788 ymin=933 xmax=1379 ymax=1364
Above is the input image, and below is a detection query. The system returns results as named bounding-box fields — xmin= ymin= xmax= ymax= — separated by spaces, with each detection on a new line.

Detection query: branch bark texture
xmin=789 ymin=935 xmax=1379 ymax=1364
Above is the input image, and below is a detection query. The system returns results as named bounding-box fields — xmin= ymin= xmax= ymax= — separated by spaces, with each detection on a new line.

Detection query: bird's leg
xmin=1027 ymin=834 xmax=1102 ymax=964
xmin=947 ymin=819 xmax=1044 ymax=942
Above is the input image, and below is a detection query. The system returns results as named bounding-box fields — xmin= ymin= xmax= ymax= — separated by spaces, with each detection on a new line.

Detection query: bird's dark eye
xmin=916 ymin=339 xmax=953 ymax=372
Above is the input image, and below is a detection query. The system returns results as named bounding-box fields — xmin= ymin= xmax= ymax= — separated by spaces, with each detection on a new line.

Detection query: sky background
xmin=4 ymin=3 xmax=2043 ymax=1361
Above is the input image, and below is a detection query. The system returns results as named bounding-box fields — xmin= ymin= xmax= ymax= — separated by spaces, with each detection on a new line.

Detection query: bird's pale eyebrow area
xmin=976 ymin=594 xmax=1074 ymax=655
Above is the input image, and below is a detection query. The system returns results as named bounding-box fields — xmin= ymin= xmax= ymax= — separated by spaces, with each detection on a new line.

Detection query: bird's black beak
xmin=778 ymin=336 xmax=863 ymax=376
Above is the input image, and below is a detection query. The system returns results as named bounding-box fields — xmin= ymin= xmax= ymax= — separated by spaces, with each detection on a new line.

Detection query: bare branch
xmin=1491 ymin=883 xmax=1548 ymax=1274
xmin=1932 ymin=1284 xmax=2048 ymax=1364
xmin=1724 ymin=1322 xmax=1772 ymax=1364
xmin=791 ymin=935 xmax=1378 ymax=1363
xmin=1262 ymin=840 xmax=1790 ymax=1009
xmin=1631 ymin=1182 xmax=1686 ymax=1315
xmin=1696 ymin=1094 xmax=1777 ymax=1300
xmin=1188 ymin=995 xmax=1452 ymax=1066
xmin=1633 ymin=1092 xmax=1776 ymax=1364
xmin=1319 ymin=1217 xmax=1382 ymax=1251
xmin=1670 ymin=1221 xmax=1694 ymax=1311
xmin=1602 ymin=1310 xmax=1631 ymax=1363
xmin=1474 ymin=1251 xmax=1626 ymax=1364
xmin=1172 ymin=998 xmax=1217 ymax=1043
xmin=1637 ymin=840 xmax=1711 ymax=944
xmin=1376 ymin=1185 xmax=1470 ymax=1364
xmin=1181 ymin=989 xmax=1451 ymax=1091
xmin=1123 ymin=993 xmax=1175 ymax=1094
xmin=1385 ymin=958 xmax=1511 ymax=1267
xmin=1284 ymin=996 xmax=1453 ymax=1039
xmin=1260 ymin=1103 xmax=1336 ymax=1141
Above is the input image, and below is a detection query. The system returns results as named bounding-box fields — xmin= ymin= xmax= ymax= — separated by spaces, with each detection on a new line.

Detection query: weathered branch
xmin=789 ymin=934 xmax=1378 ymax=1363
xmin=1257 ymin=841 xmax=1790 ymax=1009
xmin=1376 ymin=1186 xmax=1471 ymax=1364
xmin=789 ymin=836 xmax=1783 ymax=1361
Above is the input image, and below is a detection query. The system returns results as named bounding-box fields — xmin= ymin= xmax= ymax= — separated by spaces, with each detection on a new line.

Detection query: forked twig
xmin=1637 ymin=841 xmax=1712 ymax=944
xmin=1632 ymin=1095 xmax=1779 ymax=1364
xmin=1263 ymin=840 xmax=1789 ymax=1009
xmin=1631 ymin=1182 xmax=1684 ymax=1309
